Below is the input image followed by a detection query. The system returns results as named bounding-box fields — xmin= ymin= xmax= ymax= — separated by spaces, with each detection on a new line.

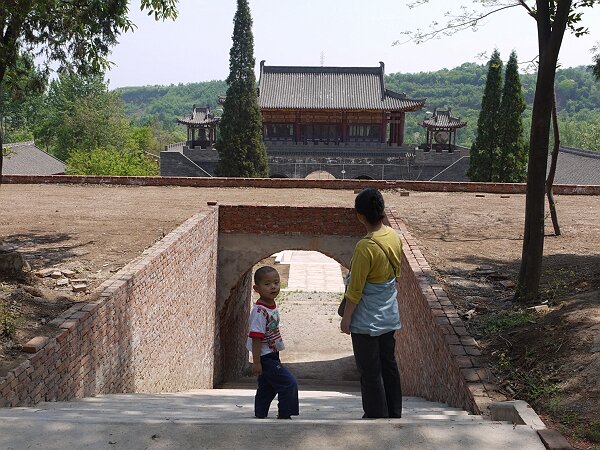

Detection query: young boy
xmin=247 ymin=266 xmax=299 ymax=419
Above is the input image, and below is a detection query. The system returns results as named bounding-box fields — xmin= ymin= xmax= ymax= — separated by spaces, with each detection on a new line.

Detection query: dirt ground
xmin=0 ymin=183 xmax=598 ymax=448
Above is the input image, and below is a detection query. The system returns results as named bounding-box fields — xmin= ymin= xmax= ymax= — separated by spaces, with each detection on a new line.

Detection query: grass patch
xmin=540 ymin=268 xmax=577 ymax=304
xmin=0 ymin=300 xmax=22 ymax=337
xmin=482 ymin=310 xmax=537 ymax=335
xmin=496 ymin=352 xmax=560 ymax=403
xmin=582 ymin=420 xmax=600 ymax=443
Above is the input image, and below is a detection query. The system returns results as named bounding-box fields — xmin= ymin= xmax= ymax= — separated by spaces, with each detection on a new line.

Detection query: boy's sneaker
xmin=277 ymin=414 xmax=292 ymax=419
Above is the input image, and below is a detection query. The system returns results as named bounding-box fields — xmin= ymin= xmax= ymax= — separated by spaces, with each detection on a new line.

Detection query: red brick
xmin=464 ymin=346 xmax=482 ymax=356
xmin=449 ymin=345 xmax=467 ymax=356
xmin=460 ymin=336 xmax=478 ymax=347
xmin=434 ymin=316 xmax=450 ymax=326
xmin=453 ymin=326 xmax=469 ymax=336
xmin=22 ymin=336 xmax=50 ymax=353
xmin=449 ymin=317 xmax=465 ymax=327
xmin=467 ymin=382 xmax=486 ymax=397
xmin=455 ymin=356 xmax=473 ymax=368
xmin=461 ymin=368 xmax=480 ymax=382
xmin=444 ymin=334 xmax=461 ymax=345
xmin=60 ymin=320 xmax=78 ymax=331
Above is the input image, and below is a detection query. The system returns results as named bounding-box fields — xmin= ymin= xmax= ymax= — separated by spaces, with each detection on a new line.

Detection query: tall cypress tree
xmin=216 ymin=0 xmax=268 ymax=177
xmin=468 ymin=50 xmax=503 ymax=181
xmin=496 ymin=51 xmax=527 ymax=182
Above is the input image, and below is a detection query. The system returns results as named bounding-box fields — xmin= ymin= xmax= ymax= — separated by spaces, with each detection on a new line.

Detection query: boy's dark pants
xmin=255 ymin=352 xmax=299 ymax=418
xmin=351 ymin=330 xmax=402 ymax=418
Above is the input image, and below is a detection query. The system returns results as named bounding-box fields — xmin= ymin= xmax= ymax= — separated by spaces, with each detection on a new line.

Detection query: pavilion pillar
xmin=381 ymin=112 xmax=387 ymax=144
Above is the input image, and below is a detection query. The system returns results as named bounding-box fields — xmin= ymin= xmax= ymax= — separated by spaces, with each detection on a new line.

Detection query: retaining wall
xmin=0 ymin=212 xmax=218 ymax=407
xmin=3 ymin=174 xmax=598 ymax=195
xmin=1 ymin=203 xmax=500 ymax=414
xmin=387 ymin=208 xmax=500 ymax=414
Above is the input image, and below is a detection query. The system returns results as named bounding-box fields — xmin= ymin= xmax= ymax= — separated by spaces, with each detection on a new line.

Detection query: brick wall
xmin=387 ymin=208 xmax=502 ymax=414
xmin=1 ymin=202 xmax=503 ymax=413
xmin=0 ymin=211 xmax=218 ymax=407
xmin=219 ymin=205 xmax=365 ymax=236
xmin=213 ymin=270 xmax=252 ymax=385
xmin=3 ymin=174 xmax=599 ymax=195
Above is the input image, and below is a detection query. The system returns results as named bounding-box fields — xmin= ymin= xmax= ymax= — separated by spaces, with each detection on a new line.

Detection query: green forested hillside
xmin=117 ymin=80 xmax=227 ymax=124
xmin=114 ymin=64 xmax=600 ymax=150
xmin=385 ymin=63 xmax=600 ymax=148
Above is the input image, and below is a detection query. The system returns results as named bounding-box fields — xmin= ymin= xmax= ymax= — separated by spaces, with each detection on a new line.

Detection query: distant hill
xmin=117 ymin=80 xmax=227 ymax=124
xmin=385 ymin=63 xmax=600 ymax=146
xmin=115 ymin=64 xmax=600 ymax=148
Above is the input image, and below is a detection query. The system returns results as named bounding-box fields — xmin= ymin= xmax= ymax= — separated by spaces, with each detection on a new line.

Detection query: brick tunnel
xmin=1 ymin=203 xmax=494 ymax=414
xmin=213 ymin=205 xmax=490 ymax=413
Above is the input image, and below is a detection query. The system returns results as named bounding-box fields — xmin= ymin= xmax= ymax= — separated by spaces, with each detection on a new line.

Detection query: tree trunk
xmin=0 ymin=66 xmax=5 ymax=186
xmin=546 ymin=92 xmax=561 ymax=236
xmin=516 ymin=0 xmax=571 ymax=302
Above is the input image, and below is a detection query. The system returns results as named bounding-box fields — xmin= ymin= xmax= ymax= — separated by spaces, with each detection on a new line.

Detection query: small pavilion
xmin=176 ymin=105 xmax=220 ymax=149
xmin=420 ymin=108 xmax=466 ymax=152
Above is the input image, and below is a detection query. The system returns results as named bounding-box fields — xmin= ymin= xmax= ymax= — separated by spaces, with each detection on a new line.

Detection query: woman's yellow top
xmin=345 ymin=225 xmax=402 ymax=304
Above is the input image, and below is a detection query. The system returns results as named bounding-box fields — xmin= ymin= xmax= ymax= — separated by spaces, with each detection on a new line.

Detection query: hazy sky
xmin=106 ymin=0 xmax=600 ymax=88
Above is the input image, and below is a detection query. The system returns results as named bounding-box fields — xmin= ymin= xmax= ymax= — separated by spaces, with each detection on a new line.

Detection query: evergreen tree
xmin=216 ymin=0 xmax=268 ymax=177
xmin=496 ymin=51 xmax=528 ymax=182
xmin=468 ymin=50 xmax=503 ymax=181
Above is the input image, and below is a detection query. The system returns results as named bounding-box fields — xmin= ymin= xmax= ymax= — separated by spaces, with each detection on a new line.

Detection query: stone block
xmin=537 ymin=429 xmax=573 ymax=450
xmin=72 ymin=283 xmax=88 ymax=292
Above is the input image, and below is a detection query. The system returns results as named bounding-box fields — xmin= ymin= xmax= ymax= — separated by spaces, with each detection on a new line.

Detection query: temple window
xmin=264 ymin=123 xmax=294 ymax=140
xmin=348 ymin=124 xmax=380 ymax=141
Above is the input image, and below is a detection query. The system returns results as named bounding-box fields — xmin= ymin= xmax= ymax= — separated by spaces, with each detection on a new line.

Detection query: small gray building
xmin=2 ymin=141 xmax=66 ymax=175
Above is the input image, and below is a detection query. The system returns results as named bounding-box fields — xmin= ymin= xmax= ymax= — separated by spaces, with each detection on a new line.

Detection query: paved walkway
xmin=276 ymin=250 xmax=345 ymax=293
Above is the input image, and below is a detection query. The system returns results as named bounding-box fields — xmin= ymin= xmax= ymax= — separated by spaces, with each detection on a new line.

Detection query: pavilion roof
xmin=421 ymin=109 xmax=466 ymax=129
xmin=177 ymin=106 xmax=220 ymax=126
xmin=258 ymin=62 xmax=425 ymax=112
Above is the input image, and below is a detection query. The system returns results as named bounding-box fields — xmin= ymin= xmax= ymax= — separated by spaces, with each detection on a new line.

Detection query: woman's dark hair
xmin=355 ymin=188 xmax=385 ymax=225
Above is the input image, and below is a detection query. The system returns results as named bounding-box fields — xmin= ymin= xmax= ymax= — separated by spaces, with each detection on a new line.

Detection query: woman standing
xmin=340 ymin=188 xmax=403 ymax=418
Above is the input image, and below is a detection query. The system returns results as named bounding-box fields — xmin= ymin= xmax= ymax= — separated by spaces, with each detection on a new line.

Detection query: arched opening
xmin=213 ymin=205 xmax=363 ymax=386
xmin=355 ymin=175 xmax=374 ymax=180
xmin=305 ymin=170 xmax=336 ymax=180
xmin=244 ymin=251 xmax=357 ymax=384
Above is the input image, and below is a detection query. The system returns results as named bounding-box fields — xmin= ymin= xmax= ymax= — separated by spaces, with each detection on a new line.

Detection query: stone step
xmin=0 ymin=389 xmax=547 ymax=449
xmin=0 ymin=418 xmax=547 ymax=450
xmin=1 ymin=390 xmax=478 ymax=423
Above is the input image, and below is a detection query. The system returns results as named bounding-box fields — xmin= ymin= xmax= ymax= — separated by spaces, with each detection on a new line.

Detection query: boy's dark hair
xmin=254 ymin=266 xmax=278 ymax=284
xmin=355 ymin=188 xmax=385 ymax=225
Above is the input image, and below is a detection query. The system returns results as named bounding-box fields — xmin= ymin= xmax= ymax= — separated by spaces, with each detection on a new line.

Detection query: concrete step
xmin=0 ymin=389 xmax=547 ymax=449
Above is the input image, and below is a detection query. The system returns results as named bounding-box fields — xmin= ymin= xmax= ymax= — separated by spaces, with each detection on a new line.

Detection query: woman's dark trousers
xmin=351 ymin=330 xmax=402 ymax=418
xmin=255 ymin=352 xmax=299 ymax=418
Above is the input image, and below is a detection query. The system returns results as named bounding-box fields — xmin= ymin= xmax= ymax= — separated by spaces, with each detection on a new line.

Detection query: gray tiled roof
xmin=551 ymin=147 xmax=600 ymax=185
xmin=258 ymin=63 xmax=425 ymax=111
xmin=2 ymin=141 xmax=66 ymax=175
xmin=177 ymin=106 xmax=220 ymax=126
xmin=422 ymin=109 xmax=467 ymax=129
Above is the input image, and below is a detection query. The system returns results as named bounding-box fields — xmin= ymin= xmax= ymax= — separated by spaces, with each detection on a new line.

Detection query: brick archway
xmin=214 ymin=205 xmax=363 ymax=383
